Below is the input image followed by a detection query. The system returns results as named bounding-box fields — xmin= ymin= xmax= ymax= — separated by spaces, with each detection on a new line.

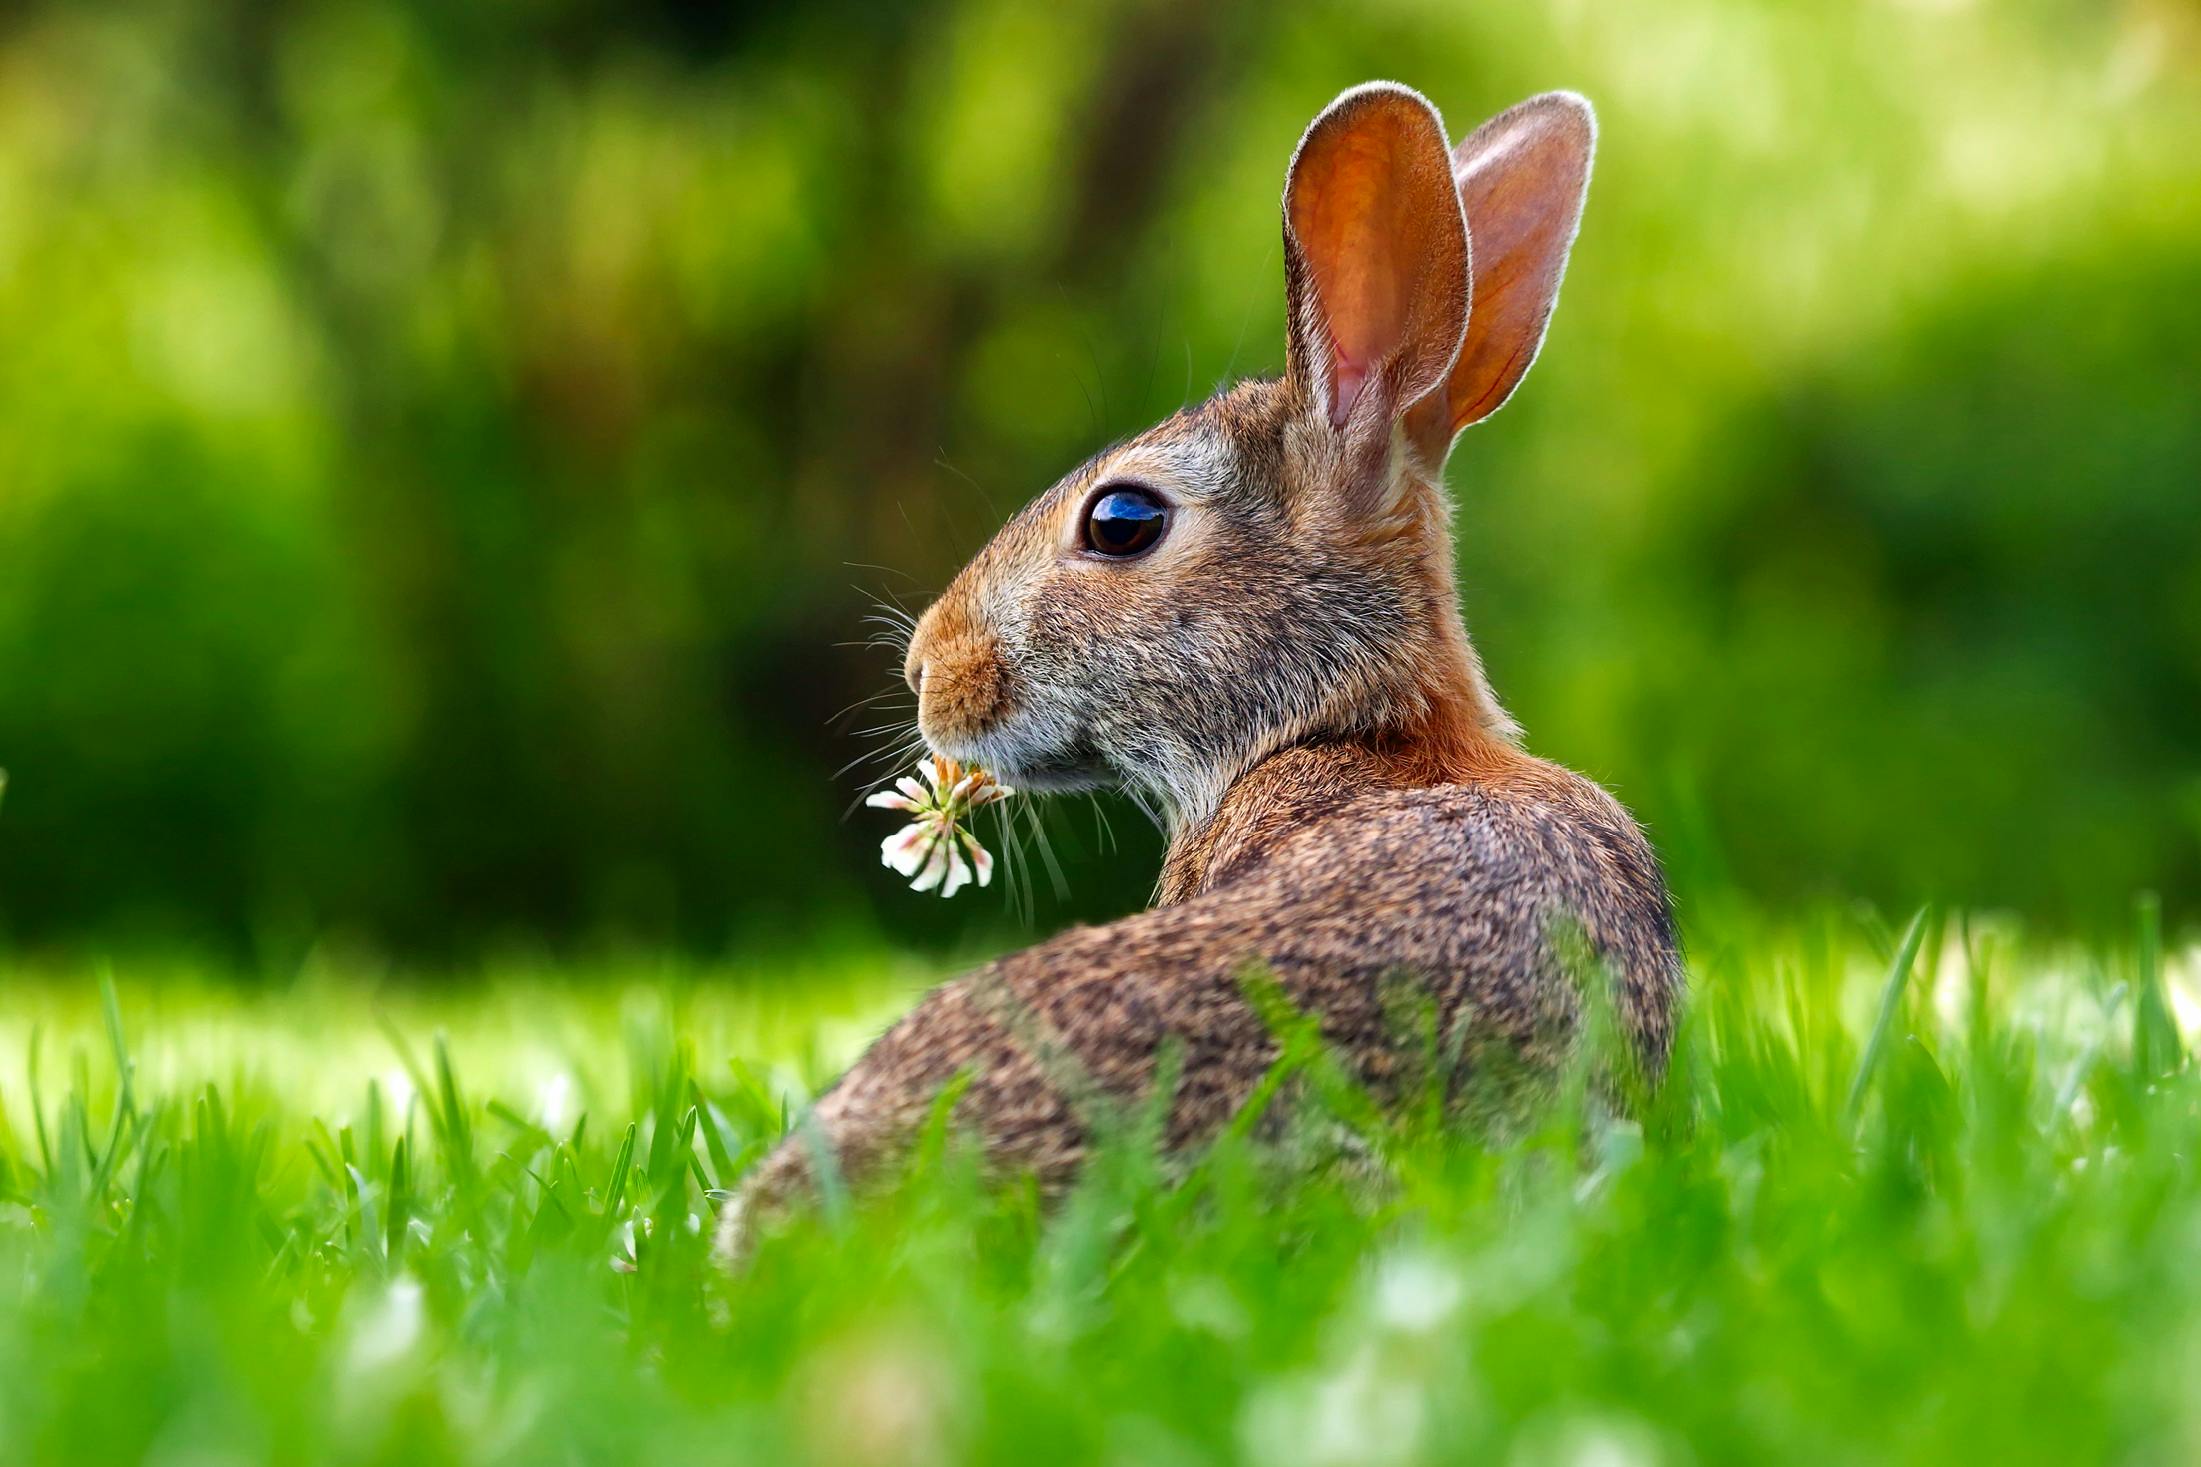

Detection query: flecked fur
xmin=720 ymin=85 xmax=1680 ymax=1263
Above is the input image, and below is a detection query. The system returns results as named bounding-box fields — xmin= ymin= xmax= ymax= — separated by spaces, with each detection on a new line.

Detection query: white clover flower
xmin=867 ymin=756 xmax=1013 ymax=898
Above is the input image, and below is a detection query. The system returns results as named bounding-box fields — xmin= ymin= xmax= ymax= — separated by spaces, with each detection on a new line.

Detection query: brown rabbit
xmin=719 ymin=84 xmax=1680 ymax=1261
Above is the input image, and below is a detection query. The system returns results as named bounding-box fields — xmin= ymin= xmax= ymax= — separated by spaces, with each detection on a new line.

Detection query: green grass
xmin=2 ymin=908 xmax=2196 ymax=1466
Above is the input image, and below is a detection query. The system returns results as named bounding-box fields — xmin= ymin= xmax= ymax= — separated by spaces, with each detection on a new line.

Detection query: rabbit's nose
xmin=903 ymin=630 xmax=927 ymax=695
xmin=903 ymin=608 xmax=935 ymax=695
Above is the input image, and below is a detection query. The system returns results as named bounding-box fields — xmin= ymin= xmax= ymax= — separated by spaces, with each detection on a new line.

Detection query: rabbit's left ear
xmin=1407 ymin=92 xmax=1595 ymax=453
xmin=1283 ymin=84 xmax=1470 ymax=482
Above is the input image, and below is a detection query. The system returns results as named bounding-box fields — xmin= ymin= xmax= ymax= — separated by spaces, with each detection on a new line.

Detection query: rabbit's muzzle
xmin=906 ymin=598 xmax=1013 ymax=751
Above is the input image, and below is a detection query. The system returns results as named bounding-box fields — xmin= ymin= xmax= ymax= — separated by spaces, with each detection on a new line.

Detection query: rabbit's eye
xmin=1082 ymin=486 xmax=1169 ymax=559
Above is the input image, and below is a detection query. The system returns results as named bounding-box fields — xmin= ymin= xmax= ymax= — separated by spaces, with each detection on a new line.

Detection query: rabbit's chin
xmin=927 ymin=726 xmax=1112 ymax=795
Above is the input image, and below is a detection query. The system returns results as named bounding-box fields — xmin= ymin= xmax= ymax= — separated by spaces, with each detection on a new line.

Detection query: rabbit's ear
xmin=1408 ymin=92 xmax=1594 ymax=448
xmin=1284 ymin=84 xmax=1470 ymax=466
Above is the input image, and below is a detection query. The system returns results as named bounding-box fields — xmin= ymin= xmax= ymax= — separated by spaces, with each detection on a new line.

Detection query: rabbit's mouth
xmin=930 ymin=723 xmax=1110 ymax=796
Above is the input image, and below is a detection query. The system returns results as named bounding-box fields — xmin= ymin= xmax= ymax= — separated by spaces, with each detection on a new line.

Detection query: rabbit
xmin=718 ymin=83 xmax=1680 ymax=1264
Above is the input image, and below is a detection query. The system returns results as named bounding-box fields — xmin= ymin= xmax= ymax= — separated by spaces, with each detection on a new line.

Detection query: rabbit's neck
xmin=1156 ymin=469 xmax=1520 ymax=904
xmin=1153 ymin=686 xmax=1527 ymax=906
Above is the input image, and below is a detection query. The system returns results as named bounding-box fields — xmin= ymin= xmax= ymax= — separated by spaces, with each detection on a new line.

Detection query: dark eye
xmin=1082 ymin=486 xmax=1169 ymax=559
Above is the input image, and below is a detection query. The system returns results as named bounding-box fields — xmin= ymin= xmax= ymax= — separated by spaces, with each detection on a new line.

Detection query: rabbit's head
xmin=904 ymin=85 xmax=1594 ymax=825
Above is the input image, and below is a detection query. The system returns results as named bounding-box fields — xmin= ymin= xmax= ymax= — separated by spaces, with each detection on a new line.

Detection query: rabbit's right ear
xmin=1283 ymin=84 xmax=1470 ymax=494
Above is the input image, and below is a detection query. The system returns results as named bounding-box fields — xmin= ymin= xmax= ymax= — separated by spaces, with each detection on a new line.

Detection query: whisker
xmin=1021 ymin=798 xmax=1070 ymax=902
xmin=1120 ymin=783 xmax=1167 ymax=836
xmin=1074 ymin=307 xmax=1111 ymax=426
xmin=860 ymin=611 xmax=917 ymax=633
xmin=844 ymin=562 xmax=919 ymax=586
xmin=934 ymin=455 xmax=1000 ymax=523
xmin=986 ymin=802 xmax=1034 ymax=926
xmin=839 ymin=734 xmax=929 ymax=818
xmin=1087 ymin=792 xmax=1119 ymax=855
xmin=834 ymin=729 xmax=923 ymax=785
xmin=856 ymin=582 xmax=921 ymax=612
xmin=826 ymin=688 xmax=912 ymax=724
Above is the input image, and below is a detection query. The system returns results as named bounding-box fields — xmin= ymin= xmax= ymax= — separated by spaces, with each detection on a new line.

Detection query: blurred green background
xmin=1 ymin=0 xmax=2196 ymax=961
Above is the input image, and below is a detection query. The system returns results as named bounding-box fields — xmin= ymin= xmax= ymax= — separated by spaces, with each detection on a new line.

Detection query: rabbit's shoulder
xmin=1198 ymin=753 xmax=1680 ymax=1043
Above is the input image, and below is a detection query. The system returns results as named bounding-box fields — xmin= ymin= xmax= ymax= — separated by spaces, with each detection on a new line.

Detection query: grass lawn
xmin=2 ymin=906 xmax=2197 ymax=1466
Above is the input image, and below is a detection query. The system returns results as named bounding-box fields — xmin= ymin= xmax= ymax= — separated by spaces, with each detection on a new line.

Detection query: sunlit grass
xmin=2 ymin=908 xmax=2197 ymax=1464
xmin=0 ymin=945 xmax=934 ymax=1124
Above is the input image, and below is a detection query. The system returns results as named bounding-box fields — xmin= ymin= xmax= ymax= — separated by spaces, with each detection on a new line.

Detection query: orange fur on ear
xmin=1284 ymin=84 xmax=1469 ymax=443
xmin=1409 ymin=91 xmax=1594 ymax=451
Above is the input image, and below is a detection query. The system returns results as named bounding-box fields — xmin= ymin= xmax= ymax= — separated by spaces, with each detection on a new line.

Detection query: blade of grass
xmin=1843 ymin=906 xmax=1932 ymax=1130
xmin=99 ymin=967 xmax=137 ymax=1123
xmin=604 ymin=1121 xmax=638 ymax=1218
xmin=2134 ymin=892 xmax=2182 ymax=1078
xmin=27 ymin=1024 xmax=53 ymax=1177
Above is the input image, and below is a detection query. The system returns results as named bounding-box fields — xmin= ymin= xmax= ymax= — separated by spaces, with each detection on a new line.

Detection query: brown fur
xmin=906 ymin=592 xmax=1011 ymax=744
xmin=718 ymin=85 xmax=1680 ymax=1262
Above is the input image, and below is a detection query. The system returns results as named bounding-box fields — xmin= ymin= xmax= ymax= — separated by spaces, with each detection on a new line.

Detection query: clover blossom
xmin=867 ymin=756 xmax=1013 ymax=898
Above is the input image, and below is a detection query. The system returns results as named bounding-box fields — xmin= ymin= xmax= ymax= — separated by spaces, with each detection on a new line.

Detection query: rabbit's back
xmin=1211 ymin=749 xmax=1684 ymax=1079
xmin=745 ymin=745 xmax=1679 ymax=1215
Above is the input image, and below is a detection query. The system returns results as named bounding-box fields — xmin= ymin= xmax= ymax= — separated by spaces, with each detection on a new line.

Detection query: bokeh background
xmin=1 ymin=0 xmax=2196 ymax=963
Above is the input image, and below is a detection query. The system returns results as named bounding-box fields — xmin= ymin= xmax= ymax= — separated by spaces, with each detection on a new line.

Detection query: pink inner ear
xmin=1435 ymin=93 xmax=1594 ymax=436
xmin=1329 ymin=338 xmax=1367 ymax=429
